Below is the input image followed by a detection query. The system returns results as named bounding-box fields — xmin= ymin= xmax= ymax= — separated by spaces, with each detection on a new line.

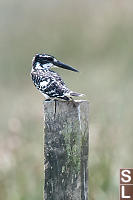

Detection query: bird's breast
xmin=31 ymin=70 xmax=51 ymax=90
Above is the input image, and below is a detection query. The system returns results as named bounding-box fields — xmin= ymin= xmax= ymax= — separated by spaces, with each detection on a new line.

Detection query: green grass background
xmin=0 ymin=0 xmax=133 ymax=199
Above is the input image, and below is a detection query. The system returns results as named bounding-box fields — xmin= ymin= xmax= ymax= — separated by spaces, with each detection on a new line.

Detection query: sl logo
xmin=120 ymin=169 xmax=133 ymax=200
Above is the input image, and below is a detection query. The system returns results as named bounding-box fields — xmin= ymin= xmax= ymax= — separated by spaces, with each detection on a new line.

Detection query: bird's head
xmin=32 ymin=53 xmax=79 ymax=72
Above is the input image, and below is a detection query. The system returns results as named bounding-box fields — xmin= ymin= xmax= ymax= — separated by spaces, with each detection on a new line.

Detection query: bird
xmin=31 ymin=53 xmax=84 ymax=101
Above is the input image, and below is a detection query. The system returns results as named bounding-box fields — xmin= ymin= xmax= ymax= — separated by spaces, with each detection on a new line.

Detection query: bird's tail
xmin=70 ymin=92 xmax=84 ymax=97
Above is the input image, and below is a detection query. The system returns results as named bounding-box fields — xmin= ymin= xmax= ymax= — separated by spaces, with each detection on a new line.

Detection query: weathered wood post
xmin=44 ymin=100 xmax=89 ymax=200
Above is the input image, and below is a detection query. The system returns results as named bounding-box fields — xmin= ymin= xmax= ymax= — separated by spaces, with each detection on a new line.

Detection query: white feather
xmin=40 ymin=81 xmax=48 ymax=87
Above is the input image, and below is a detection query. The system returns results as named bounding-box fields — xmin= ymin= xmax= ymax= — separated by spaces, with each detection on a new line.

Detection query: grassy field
xmin=0 ymin=0 xmax=133 ymax=199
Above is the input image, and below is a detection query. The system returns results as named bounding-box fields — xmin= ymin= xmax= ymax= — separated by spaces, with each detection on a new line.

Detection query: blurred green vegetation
xmin=0 ymin=0 xmax=133 ymax=199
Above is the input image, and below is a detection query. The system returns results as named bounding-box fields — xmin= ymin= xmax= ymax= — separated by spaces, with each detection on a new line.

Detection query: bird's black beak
xmin=53 ymin=60 xmax=79 ymax=72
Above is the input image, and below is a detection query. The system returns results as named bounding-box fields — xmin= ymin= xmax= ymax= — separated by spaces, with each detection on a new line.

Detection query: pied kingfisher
xmin=31 ymin=53 xmax=84 ymax=101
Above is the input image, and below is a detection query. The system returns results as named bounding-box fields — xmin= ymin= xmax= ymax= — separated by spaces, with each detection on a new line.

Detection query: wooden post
xmin=44 ymin=100 xmax=89 ymax=200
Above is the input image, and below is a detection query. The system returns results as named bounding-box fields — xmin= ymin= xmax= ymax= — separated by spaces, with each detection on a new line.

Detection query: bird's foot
xmin=69 ymin=97 xmax=77 ymax=107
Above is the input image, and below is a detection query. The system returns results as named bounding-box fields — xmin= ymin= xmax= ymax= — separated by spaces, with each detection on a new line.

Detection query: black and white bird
xmin=31 ymin=53 xmax=84 ymax=101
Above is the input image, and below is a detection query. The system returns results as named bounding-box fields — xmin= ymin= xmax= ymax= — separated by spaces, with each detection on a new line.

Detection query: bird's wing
xmin=41 ymin=71 xmax=70 ymax=98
